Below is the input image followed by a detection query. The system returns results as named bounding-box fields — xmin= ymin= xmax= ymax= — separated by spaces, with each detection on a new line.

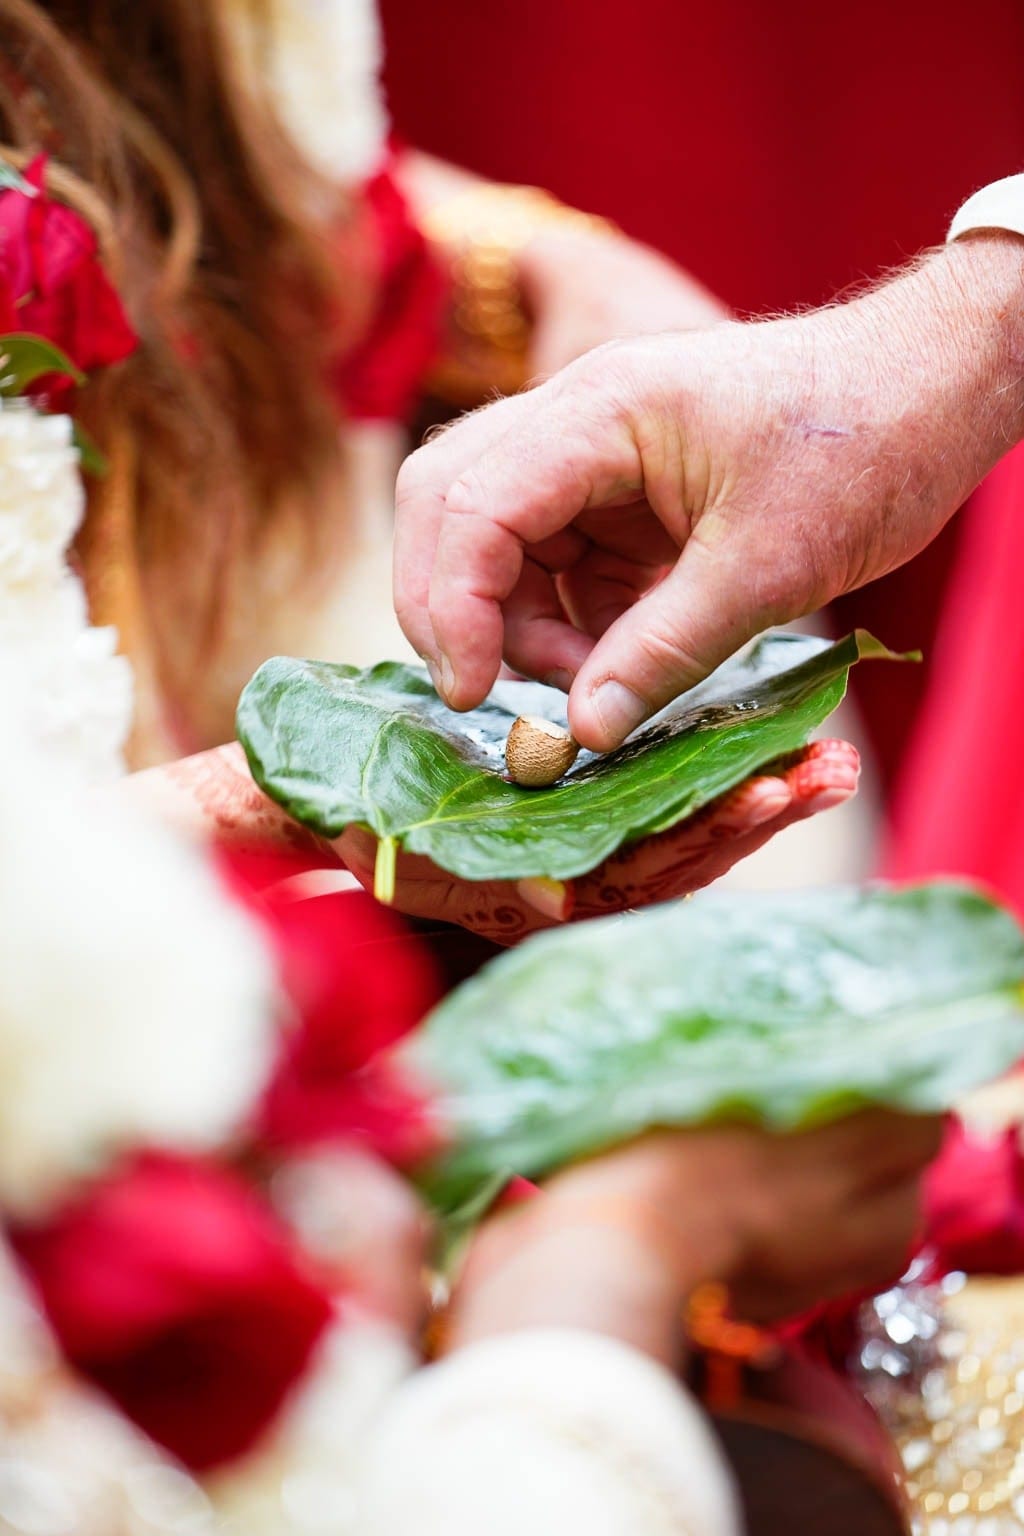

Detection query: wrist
xmin=448 ymin=1143 xmax=747 ymax=1367
xmin=544 ymin=1147 xmax=746 ymax=1290
xmin=854 ymin=234 xmax=1024 ymax=450
xmin=421 ymin=183 xmax=617 ymax=403
xmin=448 ymin=1216 xmax=689 ymax=1366
xmin=933 ymin=232 xmax=1024 ymax=425
xmin=775 ymin=231 xmax=1024 ymax=549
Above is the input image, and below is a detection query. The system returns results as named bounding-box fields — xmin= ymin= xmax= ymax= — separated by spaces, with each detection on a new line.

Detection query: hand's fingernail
xmin=544 ymin=669 xmax=574 ymax=693
xmin=334 ymin=824 xmax=377 ymax=870
xmin=516 ymin=877 xmax=572 ymax=921
xmin=589 ymin=680 xmax=647 ymax=743
xmin=802 ymin=785 xmax=855 ymax=814
xmin=438 ymin=652 xmax=456 ymax=700
xmin=423 ymin=658 xmax=443 ymax=693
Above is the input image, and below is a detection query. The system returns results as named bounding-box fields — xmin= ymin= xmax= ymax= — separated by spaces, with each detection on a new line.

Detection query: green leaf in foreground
xmin=408 ymin=883 xmax=1024 ymax=1214
xmin=0 ymin=160 xmax=34 ymax=196
xmin=0 ymin=334 xmax=84 ymax=398
xmin=238 ymin=630 xmax=911 ymax=900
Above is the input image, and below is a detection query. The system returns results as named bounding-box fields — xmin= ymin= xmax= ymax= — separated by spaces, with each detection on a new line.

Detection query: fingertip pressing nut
xmin=505 ymin=716 xmax=580 ymax=787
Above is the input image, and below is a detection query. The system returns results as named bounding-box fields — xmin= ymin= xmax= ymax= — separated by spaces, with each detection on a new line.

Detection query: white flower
xmin=210 ymin=1316 xmax=414 ymax=1534
xmin=0 ymin=401 xmax=133 ymax=782
xmin=0 ymin=571 xmax=90 ymax=643
xmin=0 ymin=406 xmax=84 ymax=592
xmin=0 ymin=713 xmax=278 ymax=1217
xmin=1 ymin=622 xmax=133 ymax=785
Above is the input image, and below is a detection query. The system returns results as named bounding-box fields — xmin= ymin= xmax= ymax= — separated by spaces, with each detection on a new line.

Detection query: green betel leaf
xmin=0 ymin=160 xmax=34 ymax=196
xmin=0 ymin=334 xmax=85 ymax=397
xmin=238 ymin=630 xmax=912 ymax=900
xmin=410 ymin=883 xmax=1024 ymax=1213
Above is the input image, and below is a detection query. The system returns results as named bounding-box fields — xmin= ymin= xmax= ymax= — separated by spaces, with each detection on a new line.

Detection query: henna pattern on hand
xmin=574 ymin=739 xmax=860 ymax=918
xmin=164 ymin=745 xmax=341 ymax=862
xmin=332 ymin=740 xmax=860 ymax=944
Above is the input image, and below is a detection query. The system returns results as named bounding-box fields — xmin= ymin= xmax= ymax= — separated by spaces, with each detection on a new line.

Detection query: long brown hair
xmin=0 ymin=0 xmax=363 ymax=716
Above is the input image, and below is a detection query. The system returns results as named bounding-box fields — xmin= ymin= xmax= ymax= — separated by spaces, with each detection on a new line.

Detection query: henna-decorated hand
xmin=335 ymin=738 xmax=859 ymax=944
xmin=122 ymin=742 xmax=346 ymax=865
xmin=123 ymin=737 xmax=857 ymax=943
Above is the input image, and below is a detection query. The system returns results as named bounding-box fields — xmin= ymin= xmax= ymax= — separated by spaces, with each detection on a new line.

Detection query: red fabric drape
xmin=380 ymin=0 xmax=1024 ymax=787
xmin=885 ymin=444 xmax=1024 ymax=915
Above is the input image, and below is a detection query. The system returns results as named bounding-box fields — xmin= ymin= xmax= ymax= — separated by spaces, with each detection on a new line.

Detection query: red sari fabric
xmin=379 ymin=0 xmax=1024 ymax=785
xmin=885 ymin=444 xmax=1024 ymax=913
xmin=334 ymin=162 xmax=447 ymax=423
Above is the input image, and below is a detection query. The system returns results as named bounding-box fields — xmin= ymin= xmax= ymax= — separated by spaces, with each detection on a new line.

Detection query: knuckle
xmin=394 ymin=452 xmax=432 ymax=508
xmin=446 ymin=467 xmax=486 ymax=517
xmin=555 ymin=337 xmax=636 ymax=409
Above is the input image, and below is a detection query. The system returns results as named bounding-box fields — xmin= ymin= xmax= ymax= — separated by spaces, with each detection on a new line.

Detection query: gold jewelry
xmin=865 ymin=1276 xmax=1024 ymax=1528
xmin=423 ymin=184 xmax=616 ymax=404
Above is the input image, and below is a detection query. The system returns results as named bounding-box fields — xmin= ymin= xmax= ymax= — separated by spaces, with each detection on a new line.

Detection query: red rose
xmin=333 ymin=161 xmax=447 ymax=423
xmin=0 ymin=270 xmax=17 ymax=334
xmin=921 ymin=1116 xmax=1024 ymax=1277
xmin=0 ymin=157 xmax=136 ymax=404
xmin=10 ymin=1152 xmax=333 ymax=1470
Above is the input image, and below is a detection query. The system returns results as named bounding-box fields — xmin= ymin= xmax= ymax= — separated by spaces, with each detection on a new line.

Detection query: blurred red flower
xmin=921 ymin=1117 xmax=1024 ymax=1277
xmin=0 ymin=157 xmax=136 ymax=403
xmin=5 ymin=853 xmax=445 ymax=1469
xmin=10 ymin=1152 xmax=333 ymax=1470
xmin=0 ymin=272 xmax=16 ymax=333
xmin=219 ymin=850 xmax=443 ymax=1167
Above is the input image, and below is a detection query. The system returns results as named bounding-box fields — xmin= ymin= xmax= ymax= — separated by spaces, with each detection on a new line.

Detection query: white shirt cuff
xmin=356 ymin=1328 xmax=741 ymax=1536
xmin=948 ymin=174 xmax=1024 ymax=243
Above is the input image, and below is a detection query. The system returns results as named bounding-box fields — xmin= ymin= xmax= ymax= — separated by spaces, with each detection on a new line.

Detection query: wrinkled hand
xmin=335 ymin=738 xmax=858 ymax=944
xmin=521 ymin=224 xmax=727 ymax=377
xmin=396 ymin=235 xmax=1024 ymax=752
xmin=448 ymin=1110 xmax=942 ymax=1364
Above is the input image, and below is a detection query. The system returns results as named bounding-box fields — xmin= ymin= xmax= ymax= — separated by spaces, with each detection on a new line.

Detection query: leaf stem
xmin=374 ymin=836 xmax=398 ymax=905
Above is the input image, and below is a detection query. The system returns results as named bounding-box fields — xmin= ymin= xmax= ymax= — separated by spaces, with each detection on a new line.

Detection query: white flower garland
xmin=0 ymin=402 xmax=132 ymax=784
xmin=210 ymin=1317 xmax=415 ymax=1533
xmin=0 ymin=21 xmax=405 ymax=1509
xmin=0 ymin=400 xmax=278 ymax=1216
xmin=0 ymin=715 xmax=279 ymax=1217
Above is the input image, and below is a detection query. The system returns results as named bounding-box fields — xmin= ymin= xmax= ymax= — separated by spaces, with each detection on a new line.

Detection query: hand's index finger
xmin=423 ymin=378 xmax=645 ymax=708
xmin=393 ymin=394 xmax=531 ymax=669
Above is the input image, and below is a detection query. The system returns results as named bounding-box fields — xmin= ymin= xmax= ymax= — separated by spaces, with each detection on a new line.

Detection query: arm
xmin=355 ymin=1112 xmax=940 ymax=1536
xmin=118 ymin=742 xmax=346 ymax=865
xmin=448 ymin=1111 xmax=943 ymax=1363
xmin=395 ymin=150 xmax=726 ymax=400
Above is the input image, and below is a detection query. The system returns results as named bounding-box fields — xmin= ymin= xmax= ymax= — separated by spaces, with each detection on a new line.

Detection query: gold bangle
xmin=423 ymin=184 xmax=617 ymax=404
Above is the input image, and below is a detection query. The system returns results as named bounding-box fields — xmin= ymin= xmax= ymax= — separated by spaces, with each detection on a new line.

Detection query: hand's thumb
xmin=567 ymin=544 xmax=766 ymax=751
